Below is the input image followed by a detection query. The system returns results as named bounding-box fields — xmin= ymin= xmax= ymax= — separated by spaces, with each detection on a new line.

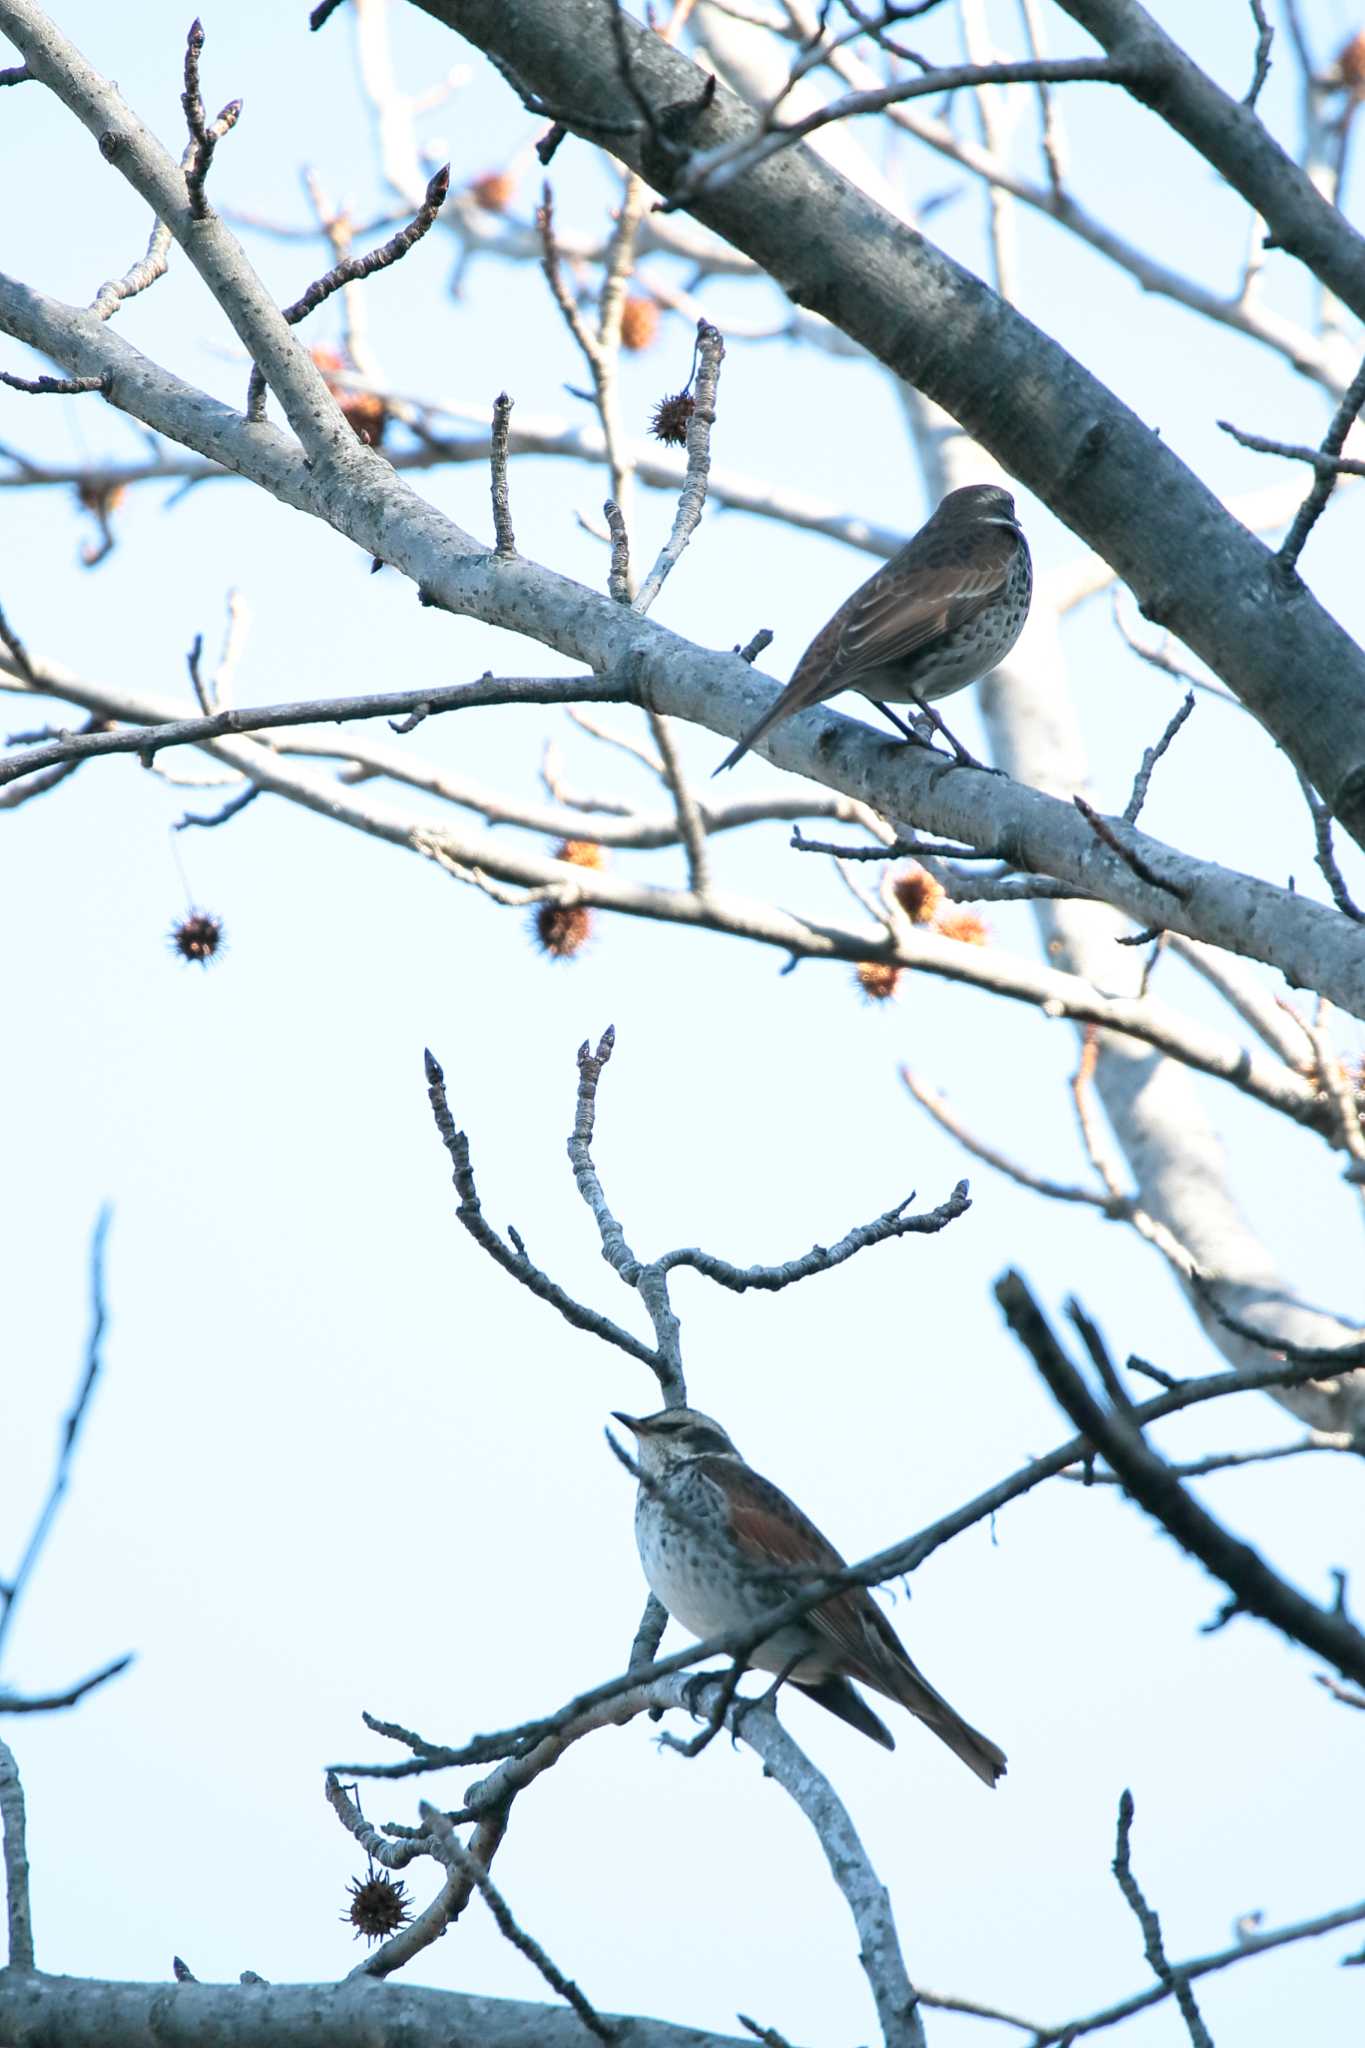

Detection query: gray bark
xmin=0 ymin=1970 xmax=764 ymax=2048
xmin=417 ymin=0 xmax=1365 ymax=852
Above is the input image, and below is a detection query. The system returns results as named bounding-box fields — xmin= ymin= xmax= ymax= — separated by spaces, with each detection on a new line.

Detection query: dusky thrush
xmin=614 ymin=1405 xmax=1007 ymax=1785
xmin=716 ymin=482 xmax=1032 ymax=774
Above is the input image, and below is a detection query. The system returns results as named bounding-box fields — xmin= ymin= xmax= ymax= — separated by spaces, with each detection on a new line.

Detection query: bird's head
xmin=936 ymin=482 xmax=1019 ymax=530
xmin=611 ymin=1405 xmax=741 ymax=1478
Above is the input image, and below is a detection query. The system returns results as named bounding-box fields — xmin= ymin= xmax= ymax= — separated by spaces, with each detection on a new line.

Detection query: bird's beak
xmin=611 ymin=1411 xmax=643 ymax=1433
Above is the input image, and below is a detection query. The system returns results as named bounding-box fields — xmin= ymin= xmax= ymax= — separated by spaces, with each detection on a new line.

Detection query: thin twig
xmin=0 ymin=1654 xmax=134 ymax=1715
xmin=603 ymin=499 xmax=632 ymax=602
xmin=1297 ymin=773 xmax=1364 ymax=920
xmin=175 ymin=785 xmax=260 ymax=831
xmin=1301 ymin=999 xmax=1365 ymax=1168
xmin=0 ymin=1210 xmax=112 ymax=1667
xmin=489 ymin=392 xmax=516 ymax=557
xmin=903 ymin=1057 xmax=1197 ymax=1276
xmin=246 ymin=166 xmax=450 ymax=420
xmin=0 ymin=713 xmax=105 ymax=810
xmin=634 ymin=320 xmax=726 ymax=613
xmin=1074 ymin=794 xmax=1190 ymax=899
xmin=421 ymin=1807 xmax=620 ymax=2041
xmin=657 ymin=1179 xmax=971 ymax=1287
xmin=1193 ymin=1278 xmax=1365 ymax=1366
xmin=565 ymin=1027 xmax=685 ymax=1393
xmin=903 ymin=1062 xmax=1112 ymax=1206
xmin=180 ymin=20 xmax=242 ymax=220
xmin=423 ymin=1047 xmax=657 ymax=1369
xmin=1060 ymin=1431 xmax=1355 ymax=1485
xmin=738 ymin=2016 xmax=797 ymax=2048
xmin=1277 ymin=350 xmax=1365 ymax=572
xmin=1124 ymin=691 xmax=1196 ymax=823
xmin=0 ymin=603 xmax=35 ymax=682
xmin=1316 ymin=1674 xmax=1365 ymax=1710
xmin=1068 ymin=1031 xmax=1128 ymax=1205
xmin=1219 ymin=419 xmax=1365 ymax=479
xmin=627 ymin=1593 xmax=668 ymax=1673
xmin=0 ymin=674 xmax=637 ymax=787
xmin=996 ymin=1274 xmax=1365 ymax=1686
xmin=645 ymin=710 xmax=711 ymax=895
xmin=1112 ymin=1791 xmax=1213 ymax=2047
xmin=795 ymin=829 xmax=992 ymax=861
xmin=0 ymin=368 xmax=110 ymax=396
xmin=89 ymin=219 xmax=174 ymax=322
xmin=665 ymin=57 xmax=1131 ymax=205
xmin=0 ymin=1738 xmax=33 ymax=1970
xmin=1243 ymin=0 xmax=1274 ymax=106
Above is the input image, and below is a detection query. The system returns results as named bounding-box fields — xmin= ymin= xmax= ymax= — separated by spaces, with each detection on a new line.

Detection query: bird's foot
xmin=680 ymin=1670 xmax=720 ymax=1716
xmin=662 ymin=1663 xmax=751 ymax=1759
xmin=908 ymin=696 xmax=1002 ymax=774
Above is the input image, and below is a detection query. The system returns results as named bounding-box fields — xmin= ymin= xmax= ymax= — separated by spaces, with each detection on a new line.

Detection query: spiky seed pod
xmin=168 ymin=910 xmax=226 ymax=966
xmin=532 ymin=902 xmax=594 ymax=959
xmin=76 ymin=479 xmax=127 ymax=517
xmin=890 ymin=863 xmax=945 ymax=924
xmin=854 ymin=959 xmax=903 ymax=1002
xmin=620 ymin=295 xmax=660 ymax=352
xmin=650 ymin=390 xmax=694 ymax=445
xmin=1336 ymin=29 xmax=1365 ymax=94
xmin=554 ymin=838 xmax=608 ymax=870
xmin=934 ymin=907 xmax=990 ymax=946
xmin=311 ymin=345 xmax=388 ymax=447
xmin=470 ymin=169 xmax=516 ymax=212
xmin=342 ymin=1870 xmax=413 ymax=1944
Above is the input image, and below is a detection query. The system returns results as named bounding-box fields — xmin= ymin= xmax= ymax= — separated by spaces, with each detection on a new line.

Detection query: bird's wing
xmin=693 ymin=1455 xmax=890 ymax=1676
xmin=810 ymin=526 xmax=1017 ymax=692
xmin=697 ymin=1455 xmax=1007 ymax=1784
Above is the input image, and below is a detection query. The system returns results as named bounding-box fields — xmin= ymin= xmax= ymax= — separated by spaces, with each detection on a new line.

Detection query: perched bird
xmin=716 ymin=482 xmax=1032 ymax=775
xmin=613 ymin=1405 xmax=1006 ymax=1785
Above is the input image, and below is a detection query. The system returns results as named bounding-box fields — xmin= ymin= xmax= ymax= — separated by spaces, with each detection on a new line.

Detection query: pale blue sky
xmin=2 ymin=3 xmax=1363 ymax=2041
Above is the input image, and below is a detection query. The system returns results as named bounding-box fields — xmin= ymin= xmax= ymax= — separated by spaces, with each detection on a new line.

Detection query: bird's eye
xmin=682 ymin=1425 xmax=730 ymax=1454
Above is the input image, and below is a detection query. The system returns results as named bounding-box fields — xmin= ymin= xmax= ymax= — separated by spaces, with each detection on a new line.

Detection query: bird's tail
xmin=712 ymin=681 xmax=803 ymax=775
xmin=885 ymin=1662 xmax=1007 ymax=1787
xmin=798 ymin=1677 xmax=896 ymax=1749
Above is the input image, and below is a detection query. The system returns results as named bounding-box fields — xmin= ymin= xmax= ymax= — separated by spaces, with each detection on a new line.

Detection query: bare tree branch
xmin=0 ymin=1210 xmax=116 ymax=1670
xmin=0 ymin=1737 xmax=33 ymax=1971
xmin=995 ymin=1272 xmax=1365 ymax=1686
xmin=1111 ymin=1790 xmax=1213 ymax=2048
xmin=0 ymin=1653 xmax=135 ymax=1717
xmin=421 ymin=0 xmax=1365 ymax=855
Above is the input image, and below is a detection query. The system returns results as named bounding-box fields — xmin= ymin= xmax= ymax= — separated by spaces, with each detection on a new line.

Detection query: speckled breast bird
xmin=613 ymin=1406 xmax=1006 ymax=1786
xmin=715 ymin=482 xmax=1032 ymax=774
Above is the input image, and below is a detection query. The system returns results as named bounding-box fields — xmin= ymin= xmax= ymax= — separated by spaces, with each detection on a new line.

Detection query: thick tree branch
xmin=0 ymin=1972 xmax=773 ymax=2048
xmin=1053 ymin=0 xmax=1365 ymax=333
xmin=2 ymin=650 xmax=1346 ymax=1120
xmin=2 ymin=248 xmax=1363 ymax=1016
xmin=0 ymin=1 xmax=352 ymax=463
xmin=416 ymin=0 xmax=1365 ymax=853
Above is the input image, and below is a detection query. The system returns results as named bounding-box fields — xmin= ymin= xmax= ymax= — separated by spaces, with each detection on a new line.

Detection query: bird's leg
xmin=729 ymin=1648 xmax=807 ymax=1741
xmin=871 ymin=699 xmax=938 ymax=748
xmin=907 ymin=695 xmax=1004 ymax=776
